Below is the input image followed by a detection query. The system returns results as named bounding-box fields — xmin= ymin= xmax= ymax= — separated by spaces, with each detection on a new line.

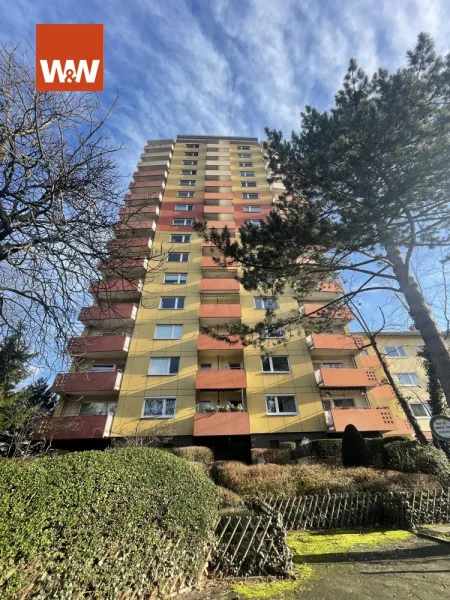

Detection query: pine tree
xmin=342 ymin=424 xmax=373 ymax=467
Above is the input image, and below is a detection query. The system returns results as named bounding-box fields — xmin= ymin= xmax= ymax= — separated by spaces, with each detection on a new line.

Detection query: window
xmin=266 ymin=395 xmax=297 ymax=415
xmin=320 ymin=362 xmax=344 ymax=369
xmin=149 ymin=357 xmax=180 ymax=375
xmin=243 ymin=206 xmax=261 ymax=213
xmin=185 ymin=143 xmax=199 ymax=148
xmin=200 ymin=363 xmax=212 ymax=370
xmin=333 ymin=398 xmax=355 ymax=408
xmin=172 ymin=219 xmax=193 ymax=226
xmin=242 ymin=193 xmax=259 ymax=199
xmin=198 ymin=401 xmax=212 ymax=413
xmin=177 ymin=191 xmax=195 ymax=198
xmin=181 ymin=169 xmax=197 ymax=175
xmin=183 ymin=160 xmax=198 ymax=165
xmin=240 ymin=171 xmax=255 ymax=177
xmin=175 ymin=204 xmax=194 ymax=211
xmin=164 ymin=273 xmax=187 ymax=284
xmin=238 ymin=153 xmax=252 ymax=158
xmin=397 ymin=372 xmax=421 ymax=386
xmin=241 ymin=181 xmax=257 ymax=187
xmin=179 ymin=180 xmax=196 ymax=186
xmin=255 ymin=297 xmax=279 ymax=309
xmin=245 ymin=219 xmax=262 ymax=226
xmin=167 ymin=253 xmax=189 ymax=262
xmin=260 ymin=327 xmax=284 ymax=339
xmin=78 ymin=401 xmax=117 ymax=416
xmin=90 ymin=364 xmax=115 ymax=372
xmin=239 ymin=162 xmax=253 ymax=167
xmin=409 ymin=402 xmax=430 ymax=417
xmin=170 ymin=234 xmax=191 ymax=243
xmin=261 ymin=356 xmax=290 ymax=373
xmin=143 ymin=397 xmax=176 ymax=418
xmin=229 ymin=362 xmax=243 ymax=370
xmin=385 ymin=345 xmax=407 ymax=357
xmin=237 ymin=145 xmax=250 ymax=150
xmin=160 ymin=297 xmax=185 ymax=309
xmin=184 ymin=152 xmax=198 ymax=156
xmin=154 ymin=324 xmax=183 ymax=339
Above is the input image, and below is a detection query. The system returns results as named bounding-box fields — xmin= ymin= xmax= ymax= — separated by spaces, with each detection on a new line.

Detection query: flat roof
xmin=177 ymin=134 xmax=259 ymax=142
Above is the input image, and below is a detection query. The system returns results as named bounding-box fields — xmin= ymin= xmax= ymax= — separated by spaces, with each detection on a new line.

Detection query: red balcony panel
xmin=359 ymin=355 xmax=381 ymax=369
xmin=107 ymin=237 xmax=153 ymax=254
xmin=50 ymin=370 xmax=123 ymax=394
xmin=79 ymin=303 xmax=137 ymax=323
xmin=98 ymin=257 xmax=148 ymax=274
xmin=68 ymin=334 xmax=131 ymax=356
xmin=205 ymin=220 xmax=235 ymax=230
xmin=119 ymin=206 xmax=160 ymax=218
xmin=198 ymin=333 xmax=243 ymax=351
xmin=114 ymin=220 xmax=156 ymax=237
xmin=200 ymin=279 xmax=240 ymax=292
xmin=196 ymin=369 xmax=247 ymax=390
xmin=318 ymin=281 xmax=344 ymax=294
xmin=301 ymin=303 xmax=354 ymax=320
xmin=134 ymin=169 xmax=167 ymax=177
xmin=89 ymin=279 xmax=142 ymax=298
xmin=316 ymin=367 xmax=378 ymax=388
xmin=193 ymin=412 xmax=250 ymax=436
xmin=204 ymin=180 xmax=232 ymax=187
xmin=203 ymin=205 xmax=234 ymax=215
xmin=204 ymin=193 xmax=234 ymax=200
xmin=33 ymin=415 xmax=108 ymax=440
xmin=308 ymin=333 xmax=364 ymax=352
xmin=199 ymin=304 xmax=242 ymax=319
xmin=124 ymin=192 xmax=162 ymax=202
xmin=201 ymin=256 xmax=237 ymax=268
xmin=371 ymin=384 xmax=395 ymax=400
xmin=386 ymin=417 xmax=415 ymax=436
xmin=130 ymin=180 xmax=164 ymax=189
xmin=329 ymin=407 xmax=395 ymax=432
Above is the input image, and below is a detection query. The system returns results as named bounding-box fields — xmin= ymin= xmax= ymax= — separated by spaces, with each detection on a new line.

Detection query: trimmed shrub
xmin=0 ymin=448 xmax=218 ymax=598
xmin=172 ymin=445 xmax=214 ymax=472
xmin=342 ymin=424 xmax=372 ymax=467
xmin=251 ymin=447 xmax=294 ymax=465
xmin=366 ymin=436 xmax=409 ymax=465
xmin=311 ymin=438 xmax=342 ymax=459
xmin=383 ymin=440 xmax=450 ymax=482
xmin=217 ymin=486 xmax=245 ymax=509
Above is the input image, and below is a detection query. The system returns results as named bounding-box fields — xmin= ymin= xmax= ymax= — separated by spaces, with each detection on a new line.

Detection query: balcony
xmin=196 ymin=369 xmax=247 ymax=390
xmin=204 ymin=192 xmax=234 ymax=201
xmin=119 ymin=205 xmax=160 ymax=220
xmin=51 ymin=370 xmax=123 ymax=395
xmin=201 ymin=256 xmax=237 ymax=269
xmin=300 ymin=303 xmax=354 ymax=322
xmin=198 ymin=333 xmax=243 ymax=351
xmin=193 ymin=411 xmax=250 ymax=436
xmin=68 ymin=334 xmax=131 ymax=358
xmin=114 ymin=220 xmax=156 ymax=238
xmin=199 ymin=304 xmax=242 ymax=324
xmin=307 ymin=333 xmax=364 ymax=355
xmin=89 ymin=279 xmax=143 ymax=302
xmin=78 ymin=303 xmax=138 ymax=326
xmin=124 ymin=191 xmax=162 ymax=205
xmin=326 ymin=407 xmax=395 ymax=433
xmin=204 ymin=205 xmax=234 ymax=216
xmin=137 ymin=159 xmax=171 ymax=168
xmin=315 ymin=367 xmax=378 ymax=388
xmin=107 ymin=237 xmax=153 ymax=256
xmin=129 ymin=181 xmax=166 ymax=193
xmin=204 ymin=180 xmax=232 ymax=188
xmin=200 ymin=279 xmax=240 ymax=292
xmin=299 ymin=281 xmax=344 ymax=302
xmin=98 ymin=257 xmax=148 ymax=277
xmin=204 ymin=221 xmax=235 ymax=231
xmin=33 ymin=415 xmax=111 ymax=440
xmin=205 ymin=170 xmax=232 ymax=179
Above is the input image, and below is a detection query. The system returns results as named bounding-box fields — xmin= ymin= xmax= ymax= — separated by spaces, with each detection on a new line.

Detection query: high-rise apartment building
xmin=37 ymin=135 xmax=431 ymax=458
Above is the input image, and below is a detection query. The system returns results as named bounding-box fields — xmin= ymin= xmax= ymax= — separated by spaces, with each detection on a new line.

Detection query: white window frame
xmin=185 ymin=143 xmax=199 ymax=148
xmin=170 ymin=234 xmax=191 ymax=243
xmin=265 ymin=394 xmax=298 ymax=416
xmin=175 ymin=204 xmax=194 ymax=211
xmin=243 ymin=205 xmax=262 ymax=213
xmin=179 ymin=180 xmax=196 ymax=186
xmin=183 ymin=160 xmax=198 ymax=165
xmin=242 ymin=193 xmax=259 ymax=199
xmin=245 ymin=219 xmax=262 ymax=226
xmin=154 ymin=324 xmax=183 ymax=340
xmin=261 ymin=356 xmax=291 ymax=373
xmin=148 ymin=357 xmax=180 ymax=376
xmin=385 ymin=345 xmax=407 ymax=358
xmin=241 ymin=181 xmax=257 ymax=187
xmin=77 ymin=401 xmax=117 ymax=416
xmin=239 ymin=162 xmax=253 ymax=167
xmin=260 ymin=327 xmax=284 ymax=339
xmin=240 ymin=171 xmax=255 ymax=177
xmin=237 ymin=145 xmax=250 ymax=150
xmin=409 ymin=402 xmax=430 ymax=418
xmin=142 ymin=396 xmax=176 ymax=419
xmin=254 ymin=297 xmax=279 ymax=309
xmin=184 ymin=152 xmax=199 ymax=156
xmin=159 ymin=297 xmax=185 ymax=309
xmin=397 ymin=372 xmax=421 ymax=386
xmin=164 ymin=273 xmax=188 ymax=284
xmin=167 ymin=253 xmax=189 ymax=262
xmin=238 ymin=153 xmax=252 ymax=158
xmin=177 ymin=191 xmax=195 ymax=198
xmin=180 ymin=169 xmax=197 ymax=175
xmin=172 ymin=219 xmax=193 ymax=226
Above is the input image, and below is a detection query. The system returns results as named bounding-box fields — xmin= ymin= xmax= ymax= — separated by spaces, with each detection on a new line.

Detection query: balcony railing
xmin=107 ymin=237 xmax=153 ymax=256
xmin=33 ymin=415 xmax=112 ymax=440
xmin=315 ymin=367 xmax=378 ymax=388
xmin=78 ymin=303 xmax=138 ymax=325
xmin=200 ymin=279 xmax=240 ymax=292
xmin=89 ymin=279 xmax=143 ymax=301
xmin=307 ymin=333 xmax=364 ymax=354
xmin=98 ymin=257 xmax=149 ymax=276
xmin=114 ymin=220 xmax=156 ymax=237
xmin=193 ymin=411 xmax=250 ymax=436
xmin=197 ymin=333 xmax=243 ymax=351
xmin=68 ymin=334 xmax=131 ymax=357
xmin=300 ymin=303 xmax=354 ymax=321
xmin=196 ymin=369 xmax=247 ymax=390
xmin=199 ymin=304 xmax=242 ymax=321
xmin=119 ymin=206 xmax=160 ymax=220
xmin=326 ymin=407 xmax=395 ymax=432
xmin=51 ymin=370 xmax=123 ymax=395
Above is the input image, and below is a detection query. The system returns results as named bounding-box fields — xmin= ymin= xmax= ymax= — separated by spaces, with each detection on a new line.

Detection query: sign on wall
xmin=430 ymin=415 xmax=450 ymax=442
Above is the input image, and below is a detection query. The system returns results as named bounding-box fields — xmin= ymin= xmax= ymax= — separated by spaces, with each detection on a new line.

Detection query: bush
xmin=172 ymin=445 xmax=214 ymax=472
xmin=0 ymin=448 xmax=218 ymax=598
xmin=217 ymin=486 xmax=245 ymax=509
xmin=383 ymin=440 xmax=450 ymax=482
xmin=366 ymin=436 xmax=409 ymax=465
xmin=212 ymin=461 xmax=442 ymax=498
xmin=251 ymin=447 xmax=294 ymax=465
xmin=342 ymin=424 xmax=372 ymax=467
xmin=311 ymin=438 xmax=342 ymax=459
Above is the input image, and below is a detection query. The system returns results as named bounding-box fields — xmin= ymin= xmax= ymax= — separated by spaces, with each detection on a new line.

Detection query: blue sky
xmin=1 ymin=0 xmax=450 ymax=377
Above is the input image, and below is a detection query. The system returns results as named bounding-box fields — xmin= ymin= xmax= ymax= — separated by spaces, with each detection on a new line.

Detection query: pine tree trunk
xmin=385 ymin=244 xmax=450 ymax=411
xmin=368 ymin=335 xmax=428 ymax=444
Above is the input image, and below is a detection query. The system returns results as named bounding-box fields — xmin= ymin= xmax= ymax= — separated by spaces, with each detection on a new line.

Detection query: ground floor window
xmin=142 ymin=397 xmax=176 ymax=418
xmin=265 ymin=395 xmax=297 ymax=415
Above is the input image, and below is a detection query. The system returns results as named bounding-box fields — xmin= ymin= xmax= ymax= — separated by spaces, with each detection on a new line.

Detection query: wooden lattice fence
xmin=264 ymin=489 xmax=450 ymax=531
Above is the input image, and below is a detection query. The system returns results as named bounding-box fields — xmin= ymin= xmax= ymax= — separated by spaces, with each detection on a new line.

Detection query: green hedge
xmin=251 ymin=447 xmax=294 ymax=465
xmin=382 ymin=440 xmax=450 ymax=482
xmin=311 ymin=439 xmax=342 ymax=459
xmin=171 ymin=445 xmax=214 ymax=472
xmin=0 ymin=448 xmax=218 ymax=598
